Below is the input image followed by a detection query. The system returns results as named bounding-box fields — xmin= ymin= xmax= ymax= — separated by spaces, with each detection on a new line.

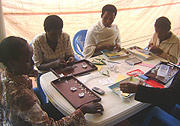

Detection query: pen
xmin=95 ymin=58 xmax=106 ymax=65
xmin=107 ymin=61 xmax=121 ymax=64
xmin=93 ymin=63 xmax=104 ymax=65
xmin=99 ymin=59 xmax=106 ymax=65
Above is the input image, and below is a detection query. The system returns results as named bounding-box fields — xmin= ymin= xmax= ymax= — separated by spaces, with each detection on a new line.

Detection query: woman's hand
xmin=103 ymin=44 xmax=121 ymax=52
xmin=104 ymin=44 xmax=115 ymax=51
xmin=113 ymin=44 xmax=121 ymax=52
xmin=147 ymin=43 xmax=153 ymax=49
xmin=58 ymin=59 xmax=67 ymax=67
xmin=150 ymin=46 xmax=163 ymax=55
xmin=66 ymin=56 xmax=75 ymax=65
xmin=80 ymin=102 xmax=104 ymax=115
xmin=120 ymin=82 xmax=138 ymax=93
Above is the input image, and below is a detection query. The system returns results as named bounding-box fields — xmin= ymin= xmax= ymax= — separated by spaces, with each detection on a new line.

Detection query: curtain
xmin=2 ymin=0 xmax=180 ymax=48
xmin=0 ymin=0 xmax=5 ymax=41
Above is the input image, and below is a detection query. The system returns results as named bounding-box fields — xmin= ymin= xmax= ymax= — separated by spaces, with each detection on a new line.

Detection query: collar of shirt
xmin=99 ymin=20 xmax=106 ymax=28
xmin=4 ymin=70 xmax=32 ymax=90
xmin=157 ymin=32 xmax=177 ymax=45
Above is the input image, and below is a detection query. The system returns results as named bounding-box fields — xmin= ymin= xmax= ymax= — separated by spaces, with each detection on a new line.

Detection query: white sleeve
xmin=83 ymin=29 xmax=96 ymax=59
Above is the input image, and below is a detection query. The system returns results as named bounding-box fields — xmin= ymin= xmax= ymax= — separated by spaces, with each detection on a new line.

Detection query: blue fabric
xmin=73 ymin=29 xmax=87 ymax=59
xmin=74 ymin=53 xmax=81 ymax=61
xmin=171 ymin=104 xmax=180 ymax=120
xmin=33 ymin=73 xmax=47 ymax=105
xmin=30 ymin=42 xmax=47 ymax=105
xmin=143 ymin=105 xmax=180 ymax=126
xmin=36 ymin=73 xmax=47 ymax=105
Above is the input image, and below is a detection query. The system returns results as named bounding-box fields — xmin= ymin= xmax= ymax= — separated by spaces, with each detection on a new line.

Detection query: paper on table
xmin=115 ymin=74 xmax=127 ymax=83
xmin=95 ymin=65 xmax=103 ymax=71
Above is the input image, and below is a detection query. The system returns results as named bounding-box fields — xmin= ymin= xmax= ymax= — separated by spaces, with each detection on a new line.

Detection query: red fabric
xmin=145 ymin=79 xmax=164 ymax=88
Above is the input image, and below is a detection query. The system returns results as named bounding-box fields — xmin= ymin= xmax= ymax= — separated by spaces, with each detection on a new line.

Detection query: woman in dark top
xmin=120 ymin=71 xmax=180 ymax=112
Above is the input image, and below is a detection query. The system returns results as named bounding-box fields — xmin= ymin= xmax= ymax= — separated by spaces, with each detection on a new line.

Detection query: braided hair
xmin=101 ymin=4 xmax=117 ymax=17
xmin=44 ymin=15 xmax=63 ymax=32
xmin=0 ymin=36 xmax=27 ymax=67
xmin=155 ymin=16 xmax=171 ymax=32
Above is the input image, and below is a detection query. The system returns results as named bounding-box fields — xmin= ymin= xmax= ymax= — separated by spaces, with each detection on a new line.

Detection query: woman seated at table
xmin=120 ymin=70 xmax=180 ymax=113
xmin=83 ymin=4 xmax=121 ymax=59
xmin=0 ymin=36 xmax=104 ymax=125
xmin=148 ymin=16 xmax=180 ymax=64
xmin=32 ymin=15 xmax=75 ymax=72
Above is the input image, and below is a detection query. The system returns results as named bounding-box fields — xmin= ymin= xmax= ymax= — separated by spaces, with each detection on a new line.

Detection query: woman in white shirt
xmin=83 ymin=4 xmax=121 ymax=59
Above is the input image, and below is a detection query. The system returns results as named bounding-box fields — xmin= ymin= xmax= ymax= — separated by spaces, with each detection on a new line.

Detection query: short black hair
xmin=0 ymin=36 xmax=27 ymax=67
xmin=155 ymin=16 xmax=171 ymax=31
xmin=102 ymin=4 xmax=117 ymax=17
xmin=44 ymin=15 xmax=63 ymax=32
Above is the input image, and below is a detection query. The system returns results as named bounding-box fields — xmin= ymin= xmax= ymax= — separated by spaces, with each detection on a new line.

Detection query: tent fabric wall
xmin=0 ymin=0 xmax=6 ymax=69
xmin=2 ymin=0 xmax=180 ymax=48
xmin=0 ymin=0 xmax=5 ymax=42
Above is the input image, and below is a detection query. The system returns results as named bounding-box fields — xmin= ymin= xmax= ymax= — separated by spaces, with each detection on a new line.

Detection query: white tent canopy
xmin=2 ymin=0 xmax=180 ymax=48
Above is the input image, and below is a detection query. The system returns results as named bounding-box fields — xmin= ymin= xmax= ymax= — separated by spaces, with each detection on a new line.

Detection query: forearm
xmin=65 ymin=55 xmax=74 ymax=61
xmin=59 ymin=109 xmax=86 ymax=125
xmin=95 ymin=44 xmax=114 ymax=53
xmin=159 ymin=52 xmax=178 ymax=64
xmin=95 ymin=45 xmax=105 ymax=53
xmin=135 ymin=85 xmax=177 ymax=106
xmin=20 ymin=103 xmax=85 ymax=126
xmin=37 ymin=60 xmax=59 ymax=71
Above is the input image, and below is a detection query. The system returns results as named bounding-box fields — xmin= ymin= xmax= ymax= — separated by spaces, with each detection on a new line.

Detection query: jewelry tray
xmin=127 ymin=46 xmax=154 ymax=60
xmin=144 ymin=61 xmax=179 ymax=85
xmin=51 ymin=76 xmax=101 ymax=109
xmin=108 ymin=77 xmax=144 ymax=99
xmin=125 ymin=57 xmax=142 ymax=65
xmin=101 ymin=48 xmax=130 ymax=59
xmin=53 ymin=59 xmax=97 ymax=76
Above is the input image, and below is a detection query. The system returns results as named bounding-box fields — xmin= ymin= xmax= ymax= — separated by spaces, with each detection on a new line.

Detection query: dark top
xmin=135 ymin=71 xmax=180 ymax=112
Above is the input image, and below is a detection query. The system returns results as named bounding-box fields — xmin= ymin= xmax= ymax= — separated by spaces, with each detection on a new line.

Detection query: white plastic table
xmin=40 ymin=54 xmax=168 ymax=126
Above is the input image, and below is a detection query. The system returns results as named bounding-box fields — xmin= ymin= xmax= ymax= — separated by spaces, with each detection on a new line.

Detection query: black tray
xmin=51 ymin=76 xmax=101 ymax=109
xmin=144 ymin=62 xmax=179 ymax=84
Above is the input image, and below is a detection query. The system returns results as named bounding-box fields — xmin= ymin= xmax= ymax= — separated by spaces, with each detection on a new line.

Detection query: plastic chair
xmin=143 ymin=105 xmax=180 ymax=126
xmin=171 ymin=104 xmax=180 ymax=120
xmin=73 ymin=29 xmax=88 ymax=59
xmin=35 ymin=73 xmax=48 ymax=105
